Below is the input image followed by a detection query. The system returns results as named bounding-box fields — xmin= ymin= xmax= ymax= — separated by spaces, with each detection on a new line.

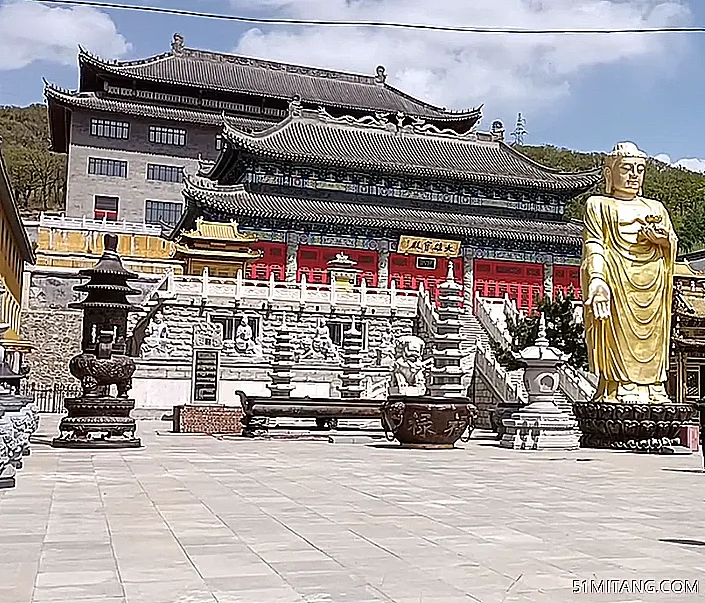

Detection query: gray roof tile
xmin=78 ymin=46 xmax=481 ymax=123
xmin=183 ymin=182 xmax=583 ymax=246
xmin=45 ymin=83 xmax=274 ymax=131
xmin=220 ymin=109 xmax=600 ymax=192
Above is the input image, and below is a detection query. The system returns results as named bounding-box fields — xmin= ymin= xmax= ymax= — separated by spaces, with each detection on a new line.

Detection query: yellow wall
xmin=36 ymin=227 xmax=175 ymax=260
xmin=0 ymin=209 xmax=23 ymax=304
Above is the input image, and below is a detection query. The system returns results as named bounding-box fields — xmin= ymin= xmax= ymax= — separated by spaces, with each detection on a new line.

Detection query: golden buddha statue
xmin=581 ymin=142 xmax=677 ymax=405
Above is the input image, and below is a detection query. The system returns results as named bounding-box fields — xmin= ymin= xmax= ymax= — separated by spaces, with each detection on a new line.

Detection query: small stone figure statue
xmin=141 ymin=311 xmax=171 ymax=359
xmin=390 ymin=335 xmax=430 ymax=396
xmin=234 ymin=317 xmax=262 ymax=356
xmin=301 ymin=319 xmax=340 ymax=362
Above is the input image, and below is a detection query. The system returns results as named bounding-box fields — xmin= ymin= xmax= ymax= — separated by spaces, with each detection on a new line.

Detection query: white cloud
xmin=654 ymin=153 xmax=705 ymax=173
xmin=230 ymin=0 xmax=690 ymax=114
xmin=0 ymin=0 xmax=129 ymax=71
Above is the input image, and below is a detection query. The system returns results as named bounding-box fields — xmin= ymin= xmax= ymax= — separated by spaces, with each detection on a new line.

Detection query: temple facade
xmin=173 ymin=102 xmax=597 ymax=307
xmin=45 ymin=33 xmax=480 ymax=226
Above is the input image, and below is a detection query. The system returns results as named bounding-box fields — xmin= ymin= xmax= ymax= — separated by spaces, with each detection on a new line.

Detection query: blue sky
xmin=1 ymin=0 xmax=704 ymax=168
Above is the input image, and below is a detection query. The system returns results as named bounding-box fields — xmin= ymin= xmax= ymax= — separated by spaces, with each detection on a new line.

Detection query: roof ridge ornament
xmin=171 ymin=33 xmax=184 ymax=54
xmin=374 ymin=65 xmax=387 ymax=84
xmin=288 ymin=95 xmax=303 ymax=117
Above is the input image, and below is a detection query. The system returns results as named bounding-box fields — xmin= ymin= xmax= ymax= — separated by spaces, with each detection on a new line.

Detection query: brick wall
xmin=174 ymin=405 xmax=243 ymax=434
xmin=66 ymin=110 xmax=222 ymax=221
xmin=21 ymin=310 xmax=82 ymax=385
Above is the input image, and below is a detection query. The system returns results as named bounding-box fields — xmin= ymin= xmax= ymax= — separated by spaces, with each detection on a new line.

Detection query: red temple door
xmin=473 ymin=259 xmax=543 ymax=311
xmin=246 ymin=241 xmax=287 ymax=281
xmin=296 ymin=245 xmax=379 ymax=286
xmin=389 ymin=254 xmax=463 ymax=300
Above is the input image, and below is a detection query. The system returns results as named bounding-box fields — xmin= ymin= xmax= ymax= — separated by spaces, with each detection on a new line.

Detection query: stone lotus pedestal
xmin=380 ymin=395 xmax=477 ymax=449
xmin=573 ymin=401 xmax=696 ymax=453
xmin=501 ymin=315 xmax=581 ymax=451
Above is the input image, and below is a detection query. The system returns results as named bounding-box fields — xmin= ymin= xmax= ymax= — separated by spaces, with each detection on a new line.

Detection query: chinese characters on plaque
xmin=398 ymin=236 xmax=461 ymax=258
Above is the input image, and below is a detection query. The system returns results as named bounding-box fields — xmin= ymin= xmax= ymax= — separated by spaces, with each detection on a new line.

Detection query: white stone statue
xmin=232 ymin=316 xmax=262 ymax=357
xmin=141 ymin=311 xmax=172 ymax=359
xmin=301 ymin=319 xmax=340 ymax=362
xmin=390 ymin=335 xmax=429 ymax=396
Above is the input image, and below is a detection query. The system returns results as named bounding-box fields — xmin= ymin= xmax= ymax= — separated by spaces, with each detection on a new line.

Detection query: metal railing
xmin=19 ymin=382 xmax=81 ymax=413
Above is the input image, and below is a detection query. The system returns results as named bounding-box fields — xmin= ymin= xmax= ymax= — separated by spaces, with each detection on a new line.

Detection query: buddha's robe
xmin=580 ymin=195 xmax=677 ymax=385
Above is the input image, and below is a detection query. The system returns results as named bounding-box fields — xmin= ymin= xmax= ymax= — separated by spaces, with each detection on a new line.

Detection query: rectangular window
xmin=146 ymin=164 xmax=183 ymax=183
xmin=90 ymin=118 xmax=129 ymax=139
xmin=145 ymin=200 xmax=183 ymax=227
xmin=94 ymin=195 xmax=119 ymax=221
xmin=215 ymin=134 xmax=224 ymax=151
xmin=149 ymin=125 xmax=187 ymax=146
xmin=88 ymin=157 xmax=128 ymax=178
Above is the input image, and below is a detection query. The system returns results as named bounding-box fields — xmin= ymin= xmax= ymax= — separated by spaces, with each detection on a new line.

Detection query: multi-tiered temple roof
xmin=175 ymin=104 xmax=598 ymax=250
xmin=46 ymin=34 xmax=482 ymax=152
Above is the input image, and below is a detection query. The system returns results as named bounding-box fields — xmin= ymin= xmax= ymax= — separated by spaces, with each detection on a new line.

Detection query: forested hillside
xmin=518 ymin=145 xmax=705 ymax=253
xmin=0 ymin=104 xmax=66 ymax=216
xmin=1 ymin=105 xmax=705 ymax=252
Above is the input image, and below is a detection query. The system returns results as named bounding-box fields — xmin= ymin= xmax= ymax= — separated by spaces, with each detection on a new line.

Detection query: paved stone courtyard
xmin=2 ymin=416 xmax=705 ymax=603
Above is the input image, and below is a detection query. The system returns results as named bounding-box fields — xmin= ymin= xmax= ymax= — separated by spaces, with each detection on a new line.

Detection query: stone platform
xmin=1 ymin=415 xmax=704 ymax=603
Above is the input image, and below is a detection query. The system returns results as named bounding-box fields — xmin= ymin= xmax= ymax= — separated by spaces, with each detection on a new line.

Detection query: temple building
xmin=44 ymin=33 xmax=481 ymax=227
xmin=173 ymin=102 xmax=597 ymax=306
xmin=173 ymin=218 xmax=262 ymax=277
xmin=0 ymin=143 xmax=35 ymax=357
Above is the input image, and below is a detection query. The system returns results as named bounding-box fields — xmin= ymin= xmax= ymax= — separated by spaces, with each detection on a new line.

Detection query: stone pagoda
xmin=339 ymin=318 xmax=365 ymax=399
xmin=428 ymin=261 xmax=464 ymax=398
xmin=501 ymin=314 xmax=581 ymax=451
xmin=267 ymin=313 xmax=295 ymax=398
xmin=53 ymin=234 xmax=142 ymax=448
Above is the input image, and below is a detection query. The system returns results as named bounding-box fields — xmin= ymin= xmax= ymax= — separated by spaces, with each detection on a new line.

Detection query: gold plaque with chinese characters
xmin=398 ymin=236 xmax=461 ymax=257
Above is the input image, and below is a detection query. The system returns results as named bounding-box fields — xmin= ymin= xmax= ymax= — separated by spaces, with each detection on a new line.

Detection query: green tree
xmin=0 ymin=104 xmax=67 ymax=216
xmin=490 ymin=289 xmax=587 ymax=371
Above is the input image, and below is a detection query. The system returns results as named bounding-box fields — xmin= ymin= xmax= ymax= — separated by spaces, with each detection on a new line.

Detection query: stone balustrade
xmin=148 ymin=270 xmax=419 ymax=316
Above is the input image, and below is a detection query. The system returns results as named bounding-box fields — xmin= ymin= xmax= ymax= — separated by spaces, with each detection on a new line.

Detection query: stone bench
xmin=236 ymin=391 xmax=382 ymax=436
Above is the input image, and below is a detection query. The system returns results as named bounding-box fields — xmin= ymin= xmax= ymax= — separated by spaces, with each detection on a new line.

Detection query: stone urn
xmin=380 ymin=395 xmax=477 ymax=449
